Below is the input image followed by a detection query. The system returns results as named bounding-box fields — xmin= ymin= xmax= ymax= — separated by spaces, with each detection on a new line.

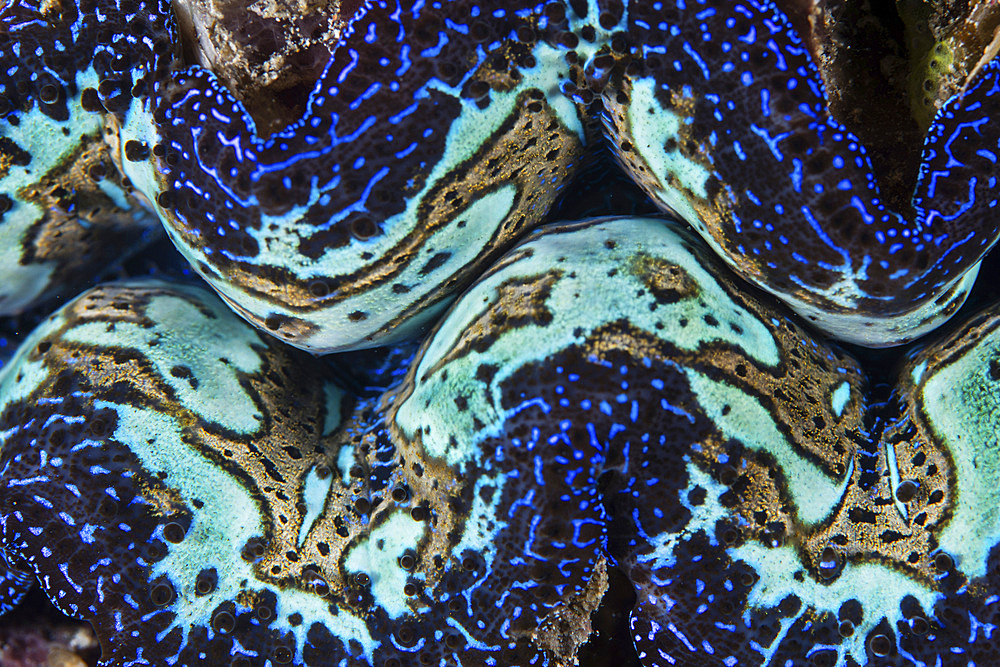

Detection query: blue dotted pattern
xmin=620 ymin=0 xmax=1000 ymax=316
xmin=4 ymin=0 xmax=995 ymax=347
xmin=2 ymin=217 xmax=1000 ymax=666
xmin=0 ymin=550 xmax=33 ymax=615
xmin=0 ymin=0 xmax=175 ymax=313
xmin=4 ymin=2 xmax=1000 ymax=667
xmin=150 ymin=0 xmax=580 ymax=345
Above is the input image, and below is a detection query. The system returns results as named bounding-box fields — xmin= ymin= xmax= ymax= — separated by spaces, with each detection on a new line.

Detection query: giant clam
xmin=4 ymin=1 xmax=1000 ymax=666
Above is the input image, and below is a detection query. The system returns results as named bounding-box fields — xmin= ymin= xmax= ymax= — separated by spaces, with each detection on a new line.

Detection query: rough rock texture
xmin=172 ymin=0 xmax=352 ymax=133
xmin=0 ymin=589 xmax=98 ymax=667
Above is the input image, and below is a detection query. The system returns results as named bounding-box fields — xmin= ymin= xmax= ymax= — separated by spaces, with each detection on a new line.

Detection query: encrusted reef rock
xmin=172 ymin=0 xmax=350 ymax=133
xmin=3 ymin=217 xmax=1000 ymax=665
xmin=7 ymin=0 xmax=1000 ymax=665
xmin=8 ymin=0 xmax=1000 ymax=349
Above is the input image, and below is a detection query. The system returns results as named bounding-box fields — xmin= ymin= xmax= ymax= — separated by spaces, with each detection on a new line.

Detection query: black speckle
xmin=419 ymin=251 xmax=453 ymax=276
